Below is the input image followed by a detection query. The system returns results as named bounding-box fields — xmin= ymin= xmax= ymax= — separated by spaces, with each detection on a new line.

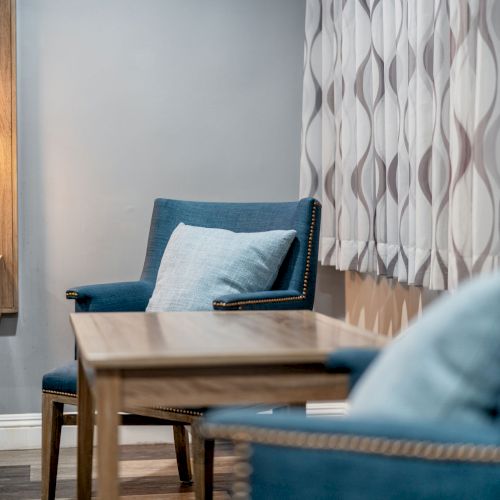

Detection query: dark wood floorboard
xmin=0 ymin=443 xmax=234 ymax=499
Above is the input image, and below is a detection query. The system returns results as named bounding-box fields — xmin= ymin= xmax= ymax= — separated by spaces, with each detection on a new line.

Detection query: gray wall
xmin=0 ymin=0 xmax=311 ymax=414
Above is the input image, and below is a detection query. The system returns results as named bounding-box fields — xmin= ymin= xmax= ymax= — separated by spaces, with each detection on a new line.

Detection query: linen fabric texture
xmin=349 ymin=273 xmax=500 ymax=426
xmin=146 ymin=223 xmax=296 ymax=312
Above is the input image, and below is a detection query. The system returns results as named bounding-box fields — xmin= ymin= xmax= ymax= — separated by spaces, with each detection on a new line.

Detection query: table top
xmin=71 ymin=310 xmax=387 ymax=370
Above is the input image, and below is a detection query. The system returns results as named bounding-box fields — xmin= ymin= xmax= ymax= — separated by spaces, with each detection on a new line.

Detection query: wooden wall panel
xmin=0 ymin=0 xmax=17 ymax=312
xmin=345 ymin=271 xmax=441 ymax=337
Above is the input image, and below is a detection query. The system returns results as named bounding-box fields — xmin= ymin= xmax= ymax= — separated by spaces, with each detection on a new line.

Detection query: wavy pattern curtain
xmin=300 ymin=0 xmax=500 ymax=290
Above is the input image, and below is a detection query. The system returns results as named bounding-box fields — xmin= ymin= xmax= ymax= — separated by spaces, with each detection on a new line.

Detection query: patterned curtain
xmin=300 ymin=0 xmax=500 ymax=290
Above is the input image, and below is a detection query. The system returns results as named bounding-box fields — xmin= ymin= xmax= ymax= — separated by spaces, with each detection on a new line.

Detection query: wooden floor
xmin=0 ymin=442 xmax=234 ymax=499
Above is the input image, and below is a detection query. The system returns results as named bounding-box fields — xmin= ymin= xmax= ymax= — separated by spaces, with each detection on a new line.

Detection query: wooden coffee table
xmin=72 ymin=310 xmax=386 ymax=500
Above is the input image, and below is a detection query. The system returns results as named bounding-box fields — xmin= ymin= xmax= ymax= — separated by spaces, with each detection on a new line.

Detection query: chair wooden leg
xmin=41 ymin=393 xmax=64 ymax=500
xmin=192 ymin=426 xmax=214 ymax=500
xmin=173 ymin=424 xmax=193 ymax=484
xmin=78 ymin=358 xmax=95 ymax=500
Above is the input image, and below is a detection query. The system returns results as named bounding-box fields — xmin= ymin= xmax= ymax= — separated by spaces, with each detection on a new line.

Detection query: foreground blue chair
xmin=202 ymin=348 xmax=500 ymax=499
xmin=41 ymin=197 xmax=321 ymax=500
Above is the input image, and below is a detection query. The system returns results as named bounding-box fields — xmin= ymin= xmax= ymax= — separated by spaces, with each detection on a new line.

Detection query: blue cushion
xmin=42 ymin=361 xmax=77 ymax=395
xmin=350 ymin=273 xmax=500 ymax=425
xmin=42 ymin=361 xmax=208 ymax=415
xmin=147 ymin=223 xmax=296 ymax=311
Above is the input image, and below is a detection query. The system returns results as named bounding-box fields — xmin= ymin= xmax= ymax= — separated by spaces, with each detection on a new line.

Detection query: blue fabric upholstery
xmin=203 ymin=409 xmax=500 ymax=500
xmin=42 ymin=361 xmax=77 ymax=395
xmin=326 ymin=348 xmax=380 ymax=390
xmin=66 ymin=198 xmax=320 ymax=311
xmin=67 ymin=281 xmax=154 ymax=313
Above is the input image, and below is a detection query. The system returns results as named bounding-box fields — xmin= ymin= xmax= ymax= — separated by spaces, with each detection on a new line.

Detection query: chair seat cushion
xmin=146 ymin=223 xmax=296 ymax=311
xmin=42 ymin=361 xmax=206 ymax=414
xmin=42 ymin=361 xmax=78 ymax=395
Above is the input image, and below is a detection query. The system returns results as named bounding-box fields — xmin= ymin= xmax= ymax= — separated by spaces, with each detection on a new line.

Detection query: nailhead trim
xmin=153 ymin=406 xmax=204 ymax=417
xmin=202 ymin=423 xmax=500 ymax=463
xmin=42 ymin=391 xmax=203 ymax=417
xmin=43 ymin=389 xmax=77 ymax=398
xmin=213 ymin=295 xmax=306 ymax=308
xmin=212 ymin=201 xmax=320 ymax=308
xmin=66 ymin=291 xmax=79 ymax=299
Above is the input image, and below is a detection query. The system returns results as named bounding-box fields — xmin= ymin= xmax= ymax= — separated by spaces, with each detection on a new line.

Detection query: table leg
xmin=192 ymin=426 xmax=214 ymax=500
xmin=95 ymin=371 xmax=121 ymax=500
xmin=77 ymin=358 xmax=94 ymax=500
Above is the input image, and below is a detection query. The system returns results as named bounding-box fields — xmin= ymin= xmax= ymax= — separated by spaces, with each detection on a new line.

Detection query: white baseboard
xmin=0 ymin=402 xmax=348 ymax=451
xmin=307 ymin=401 xmax=349 ymax=417
xmin=0 ymin=413 xmax=174 ymax=451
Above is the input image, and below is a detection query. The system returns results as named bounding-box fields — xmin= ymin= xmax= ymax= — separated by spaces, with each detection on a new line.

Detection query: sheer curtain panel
xmin=300 ymin=0 xmax=500 ymax=290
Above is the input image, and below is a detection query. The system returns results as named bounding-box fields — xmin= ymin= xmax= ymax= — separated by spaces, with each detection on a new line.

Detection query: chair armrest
xmin=202 ymin=410 xmax=500 ymax=500
xmin=212 ymin=290 xmax=309 ymax=311
xmin=325 ymin=348 xmax=380 ymax=391
xmin=66 ymin=280 xmax=154 ymax=312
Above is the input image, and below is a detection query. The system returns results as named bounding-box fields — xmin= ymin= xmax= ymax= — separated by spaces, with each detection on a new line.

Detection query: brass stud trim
xmin=202 ymin=423 xmax=500 ymax=463
xmin=213 ymin=295 xmax=307 ymax=308
xmin=43 ymin=391 xmax=203 ymax=418
xmin=213 ymin=201 xmax=320 ymax=309
xmin=42 ymin=389 xmax=77 ymax=398
xmin=153 ymin=406 xmax=204 ymax=417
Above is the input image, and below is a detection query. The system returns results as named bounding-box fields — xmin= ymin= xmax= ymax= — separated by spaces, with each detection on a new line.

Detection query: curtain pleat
xmin=300 ymin=0 xmax=500 ymax=290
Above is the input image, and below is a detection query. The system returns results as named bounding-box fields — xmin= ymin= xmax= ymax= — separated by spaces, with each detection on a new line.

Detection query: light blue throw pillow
xmin=349 ymin=273 xmax=500 ymax=426
xmin=146 ymin=223 xmax=296 ymax=312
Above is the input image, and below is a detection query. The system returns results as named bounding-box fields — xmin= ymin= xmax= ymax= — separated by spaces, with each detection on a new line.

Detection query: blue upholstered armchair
xmin=66 ymin=198 xmax=321 ymax=312
xmin=41 ymin=198 xmax=321 ymax=500
xmin=202 ymin=349 xmax=500 ymax=499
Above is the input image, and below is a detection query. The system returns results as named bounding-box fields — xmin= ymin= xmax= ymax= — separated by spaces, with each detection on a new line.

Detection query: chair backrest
xmin=140 ymin=198 xmax=321 ymax=308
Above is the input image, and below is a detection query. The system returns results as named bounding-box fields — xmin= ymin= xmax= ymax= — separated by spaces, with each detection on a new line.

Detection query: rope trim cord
xmin=202 ymin=423 xmax=500 ymax=463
